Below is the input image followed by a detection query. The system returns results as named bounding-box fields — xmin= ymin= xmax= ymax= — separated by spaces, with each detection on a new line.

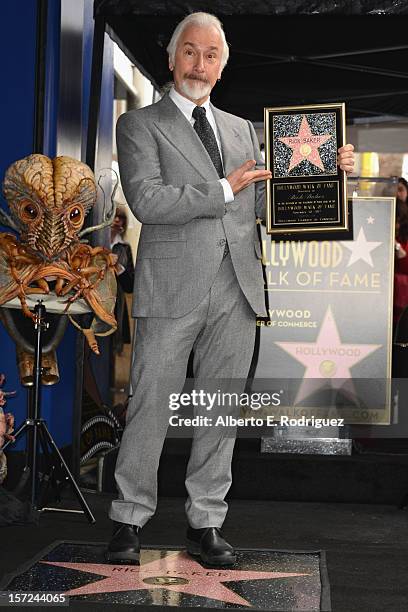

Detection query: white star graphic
xmin=341 ymin=227 xmax=382 ymax=267
xmin=366 ymin=216 xmax=375 ymax=224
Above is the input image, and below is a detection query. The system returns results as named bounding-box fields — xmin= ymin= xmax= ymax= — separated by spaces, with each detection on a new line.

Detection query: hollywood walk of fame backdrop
xmin=0 ymin=541 xmax=331 ymax=610
xmin=265 ymin=104 xmax=347 ymax=236
xmin=251 ymin=197 xmax=395 ymax=425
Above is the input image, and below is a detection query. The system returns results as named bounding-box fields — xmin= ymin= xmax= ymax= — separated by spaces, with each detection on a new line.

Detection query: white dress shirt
xmin=169 ymin=86 xmax=234 ymax=204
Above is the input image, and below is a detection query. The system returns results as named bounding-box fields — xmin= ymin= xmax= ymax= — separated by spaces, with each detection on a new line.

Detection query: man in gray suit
xmin=107 ymin=12 xmax=355 ymax=566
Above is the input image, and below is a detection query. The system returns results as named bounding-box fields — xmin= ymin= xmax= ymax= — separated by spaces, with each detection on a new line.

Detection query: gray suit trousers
xmin=109 ymin=253 xmax=256 ymax=529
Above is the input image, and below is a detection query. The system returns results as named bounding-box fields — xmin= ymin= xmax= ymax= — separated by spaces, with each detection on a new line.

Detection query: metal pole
xmin=33 ymin=0 xmax=48 ymax=153
xmin=29 ymin=301 xmax=46 ymax=508
xmin=85 ymin=15 xmax=106 ymax=170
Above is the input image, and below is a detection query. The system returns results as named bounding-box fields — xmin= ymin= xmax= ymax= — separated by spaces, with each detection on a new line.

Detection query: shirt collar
xmin=169 ymin=85 xmax=211 ymax=121
xmin=111 ymin=233 xmax=125 ymax=246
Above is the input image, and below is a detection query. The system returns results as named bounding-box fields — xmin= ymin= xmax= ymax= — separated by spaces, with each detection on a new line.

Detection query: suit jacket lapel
xmin=211 ymin=104 xmax=244 ymax=176
xmin=153 ymin=94 xmax=219 ymax=182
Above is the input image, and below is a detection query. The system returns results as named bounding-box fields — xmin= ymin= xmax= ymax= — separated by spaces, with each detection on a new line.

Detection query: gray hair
xmin=166 ymin=12 xmax=229 ymax=70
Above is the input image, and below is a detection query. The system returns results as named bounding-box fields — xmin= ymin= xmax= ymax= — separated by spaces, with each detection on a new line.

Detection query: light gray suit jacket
xmin=116 ymin=93 xmax=267 ymax=318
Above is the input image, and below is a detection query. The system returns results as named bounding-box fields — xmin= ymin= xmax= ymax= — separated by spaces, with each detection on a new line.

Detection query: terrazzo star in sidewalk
xmin=42 ymin=551 xmax=307 ymax=607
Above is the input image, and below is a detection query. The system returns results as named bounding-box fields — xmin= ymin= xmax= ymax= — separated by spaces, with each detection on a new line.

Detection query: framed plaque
xmin=264 ymin=103 xmax=348 ymax=237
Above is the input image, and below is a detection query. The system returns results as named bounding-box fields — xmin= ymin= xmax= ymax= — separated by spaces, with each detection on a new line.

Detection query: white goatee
xmin=179 ymin=78 xmax=211 ymax=101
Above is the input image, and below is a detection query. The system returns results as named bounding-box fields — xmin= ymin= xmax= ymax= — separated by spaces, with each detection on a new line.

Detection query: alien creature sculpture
xmin=0 ymin=154 xmax=117 ymax=354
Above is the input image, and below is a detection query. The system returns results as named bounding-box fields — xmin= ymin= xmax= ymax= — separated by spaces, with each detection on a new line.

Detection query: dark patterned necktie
xmin=192 ymin=106 xmax=224 ymax=178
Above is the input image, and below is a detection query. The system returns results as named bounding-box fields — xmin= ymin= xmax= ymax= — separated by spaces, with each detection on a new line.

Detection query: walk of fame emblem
xmin=0 ymin=541 xmax=331 ymax=610
xmin=275 ymin=305 xmax=382 ymax=406
xmin=264 ymin=103 xmax=348 ymax=237
xmin=253 ymin=197 xmax=394 ymax=424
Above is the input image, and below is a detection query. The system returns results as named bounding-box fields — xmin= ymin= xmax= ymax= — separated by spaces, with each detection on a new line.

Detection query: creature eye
xmin=70 ymin=207 xmax=82 ymax=221
xmin=67 ymin=205 xmax=84 ymax=227
xmin=21 ymin=203 xmax=39 ymax=222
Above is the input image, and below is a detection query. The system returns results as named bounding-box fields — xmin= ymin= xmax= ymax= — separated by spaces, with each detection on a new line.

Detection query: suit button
xmin=217 ymin=238 xmax=226 ymax=247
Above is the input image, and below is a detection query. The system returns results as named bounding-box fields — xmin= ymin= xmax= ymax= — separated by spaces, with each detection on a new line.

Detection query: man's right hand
xmin=227 ymin=160 xmax=272 ymax=195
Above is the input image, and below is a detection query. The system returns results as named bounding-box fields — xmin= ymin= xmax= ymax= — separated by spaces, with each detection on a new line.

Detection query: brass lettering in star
xmin=279 ymin=115 xmax=332 ymax=172
xmin=143 ymin=576 xmax=189 ymax=585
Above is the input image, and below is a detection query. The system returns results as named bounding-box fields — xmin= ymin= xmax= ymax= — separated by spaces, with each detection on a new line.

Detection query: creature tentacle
xmin=36 ymin=278 xmax=50 ymax=292
xmin=54 ymin=278 xmax=66 ymax=294
xmin=56 ymin=277 xmax=81 ymax=297
xmin=11 ymin=254 xmax=38 ymax=266
xmin=82 ymin=329 xmax=100 ymax=355
xmin=24 ymin=286 xmax=49 ymax=295
xmin=64 ymin=279 xmax=90 ymax=306
xmin=17 ymin=289 xmax=36 ymax=320
xmin=75 ymin=266 xmax=101 ymax=275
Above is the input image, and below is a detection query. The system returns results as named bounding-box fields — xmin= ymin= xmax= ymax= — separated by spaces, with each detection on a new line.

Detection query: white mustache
xmin=185 ymin=74 xmax=209 ymax=84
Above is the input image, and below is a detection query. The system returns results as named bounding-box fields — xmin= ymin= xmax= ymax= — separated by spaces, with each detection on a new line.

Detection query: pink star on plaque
xmin=279 ymin=115 xmax=332 ymax=172
xmin=275 ymin=306 xmax=381 ymax=404
xmin=41 ymin=551 xmax=308 ymax=607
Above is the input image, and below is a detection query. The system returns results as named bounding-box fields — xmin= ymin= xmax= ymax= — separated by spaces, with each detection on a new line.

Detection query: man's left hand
xmin=338 ymin=144 xmax=355 ymax=174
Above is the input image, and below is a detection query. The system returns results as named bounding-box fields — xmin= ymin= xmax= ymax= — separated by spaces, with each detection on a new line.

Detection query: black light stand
xmin=1 ymin=300 xmax=95 ymax=523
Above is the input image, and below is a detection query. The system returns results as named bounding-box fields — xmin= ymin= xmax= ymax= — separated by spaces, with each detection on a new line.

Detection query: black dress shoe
xmin=186 ymin=527 xmax=236 ymax=566
xmin=105 ymin=522 xmax=141 ymax=564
